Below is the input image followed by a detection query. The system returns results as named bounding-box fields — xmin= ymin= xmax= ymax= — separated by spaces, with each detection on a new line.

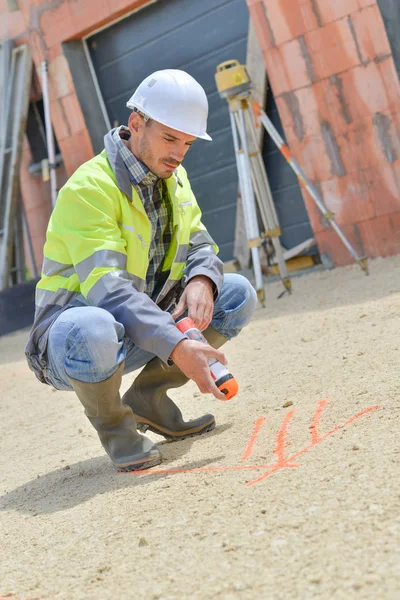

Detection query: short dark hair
xmin=133 ymin=107 xmax=152 ymax=126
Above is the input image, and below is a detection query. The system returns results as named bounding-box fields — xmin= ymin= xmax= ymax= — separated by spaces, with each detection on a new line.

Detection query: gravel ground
xmin=0 ymin=256 xmax=399 ymax=600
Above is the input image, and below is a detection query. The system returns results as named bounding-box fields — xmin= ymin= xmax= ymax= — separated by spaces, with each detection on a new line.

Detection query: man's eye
xmin=164 ymin=138 xmax=174 ymax=142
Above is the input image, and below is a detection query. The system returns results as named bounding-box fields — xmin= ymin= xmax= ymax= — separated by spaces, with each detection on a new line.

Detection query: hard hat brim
xmin=126 ymin=102 xmax=212 ymax=142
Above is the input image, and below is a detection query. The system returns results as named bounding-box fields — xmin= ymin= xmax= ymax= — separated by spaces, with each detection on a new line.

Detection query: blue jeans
xmin=46 ymin=273 xmax=257 ymax=391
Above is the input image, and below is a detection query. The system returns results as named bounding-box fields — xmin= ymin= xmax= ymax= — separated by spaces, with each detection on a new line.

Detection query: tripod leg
xmin=237 ymin=106 xmax=291 ymax=294
xmin=230 ymin=111 xmax=265 ymax=305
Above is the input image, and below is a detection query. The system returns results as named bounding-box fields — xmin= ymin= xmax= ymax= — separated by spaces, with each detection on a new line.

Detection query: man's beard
xmin=139 ymin=137 xmax=180 ymax=178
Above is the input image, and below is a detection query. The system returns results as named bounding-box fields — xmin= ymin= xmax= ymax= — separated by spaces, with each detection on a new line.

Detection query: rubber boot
xmin=122 ymin=327 xmax=228 ymax=441
xmin=68 ymin=362 xmax=162 ymax=471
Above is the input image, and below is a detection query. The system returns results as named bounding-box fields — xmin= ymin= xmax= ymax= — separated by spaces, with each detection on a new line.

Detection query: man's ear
xmin=128 ymin=111 xmax=144 ymax=136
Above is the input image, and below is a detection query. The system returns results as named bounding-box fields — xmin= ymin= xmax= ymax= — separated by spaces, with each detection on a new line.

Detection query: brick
xmin=345 ymin=61 xmax=389 ymax=119
xmin=320 ymin=172 xmax=374 ymax=227
xmin=261 ymin=0 xmax=320 ymax=46
xmin=27 ymin=29 xmax=46 ymax=64
xmin=40 ymin=2 xmax=75 ymax=47
xmin=337 ymin=116 xmax=381 ymax=175
xmin=249 ymin=1 xmax=274 ymax=51
xmin=373 ymin=110 xmax=400 ymax=169
xmin=60 ymin=93 xmax=86 ymax=136
xmin=109 ymin=0 xmax=148 ymax=15
xmin=48 ymin=43 xmax=62 ymax=62
xmin=350 ymin=5 xmax=391 ymax=63
xmin=0 ymin=5 xmax=26 ymax=39
xmin=50 ymin=99 xmax=71 ymax=142
xmin=298 ymin=0 xmax=321 ymax=33
xmin=276 ymin=87 xmax=320 ymax=143
xmin=305 ymin=19 xmax=361 ymax=79
xmin=25 ymin=204 xmax=52 ymax=239
xmin=364 ymin=163 xmax=400 ymax=218
xmin=294 ymin=86 xmax=320 ymax=137
xmin=357 ymin=0 xmax=376 ymax=8
xmin=280 ymin=38 xmax=312 ymax=90
xmin=263 ymin=47 xmax=291 ymax=95
xmin=69 ymin=0 xmax=109 ymax=21
xmin=314 ymin=0 xmax=359 ymax=25
xmin=301 ymin=171 xmax=374 ymax=237
xmin=59 ymin=130 xmax=94 ymax=176
xmin=313 ymin=78 xmax=355 ymax=139
xmin=261 ymin=0 xmax=294 ymax=46
xmin=315 ymin=223 xmax=364 ymax=266
xmin=299 ymin=190 xmax=323 ymax=236
xmin=47 ymin=55 xmax=75 ymax=100
xmin=356 ymin=214 xmax=400 ymax=257
xmin=298 ymin=134 xmax=333 ymax=181
xmin=275 ymin=95 xmax=293 ymax=130
xmin=389 ymin=211 xmax=400 ymax=240
xmin=377 ymin=57 xmax=400 ymax=111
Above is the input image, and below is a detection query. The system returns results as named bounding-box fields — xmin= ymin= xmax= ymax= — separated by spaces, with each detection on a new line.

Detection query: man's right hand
xmin=170 ymin=339 xmax=227 ymax=400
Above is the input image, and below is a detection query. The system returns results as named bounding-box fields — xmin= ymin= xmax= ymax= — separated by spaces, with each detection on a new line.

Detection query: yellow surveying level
xmin=215 ymin=60 xmax=292 ymax=303
xmin=215 ymin=60 xmax=251 ymax=99
xmin=215 ymin=60 xmax=368 ymax=301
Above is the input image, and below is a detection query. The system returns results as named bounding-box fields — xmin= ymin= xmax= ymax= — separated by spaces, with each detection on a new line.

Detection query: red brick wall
xmin=15 ymin=0 xmax=151 ymax=175
xmin=3 ymin=0 xmax=400 ymax=269
xmin=247 ymin=0 xmax=400 ymax=264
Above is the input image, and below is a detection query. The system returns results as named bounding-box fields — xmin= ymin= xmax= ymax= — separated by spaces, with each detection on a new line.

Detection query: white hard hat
xmin=126 ymin=69 xmax=212 ymax=141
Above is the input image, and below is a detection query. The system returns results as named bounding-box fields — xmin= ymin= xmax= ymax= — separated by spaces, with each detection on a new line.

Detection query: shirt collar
xmin=116 ymin=125 xmax=159 ymax=186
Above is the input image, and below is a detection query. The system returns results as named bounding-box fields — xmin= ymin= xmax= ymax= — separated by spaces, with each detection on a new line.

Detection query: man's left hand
xmin=172 ymin=275 xmax=214 ymax=331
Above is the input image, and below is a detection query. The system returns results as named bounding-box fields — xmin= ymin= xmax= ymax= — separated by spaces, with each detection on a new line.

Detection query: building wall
xmin=2 ymin=0 xmax=400 ymax=269
xmin=0 ymin=0 xmax=70 ymax=273
xmin=1 ymin=0 xmax=150 ymax=273
xmin=247 ymin=0 xmax=400 ymax=264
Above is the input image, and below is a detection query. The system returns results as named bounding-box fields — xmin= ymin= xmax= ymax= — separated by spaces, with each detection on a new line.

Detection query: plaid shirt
xmin=112 ymin=126 xmax=173 ymax=299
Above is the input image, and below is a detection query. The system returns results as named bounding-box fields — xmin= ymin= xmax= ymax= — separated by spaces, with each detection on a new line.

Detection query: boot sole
xmin=115 ymin=453 xmax=162 ymax=472
xmin=134 ymin=415 xmax=216 ymax=441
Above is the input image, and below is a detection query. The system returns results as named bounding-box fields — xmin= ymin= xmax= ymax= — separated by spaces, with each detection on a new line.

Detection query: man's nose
xmin=171 ymin=143 xmax=189 ymax=162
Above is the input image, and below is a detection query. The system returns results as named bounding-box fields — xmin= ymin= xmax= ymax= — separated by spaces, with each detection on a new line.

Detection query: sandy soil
xmin=0 ymin=256 xmax=399 ymax=600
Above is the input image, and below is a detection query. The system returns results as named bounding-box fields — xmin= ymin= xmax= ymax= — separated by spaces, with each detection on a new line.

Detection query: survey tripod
xmin=215 ymin=60 xmax=369 ymax=305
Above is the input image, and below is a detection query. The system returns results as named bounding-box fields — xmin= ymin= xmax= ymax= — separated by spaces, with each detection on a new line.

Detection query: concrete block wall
xmin=247 ymin=0 xmax=400 ymax=264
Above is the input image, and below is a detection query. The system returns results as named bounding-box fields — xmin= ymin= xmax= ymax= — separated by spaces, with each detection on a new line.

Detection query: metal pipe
xmin=41 ymin=60 xmax=57 ymax=208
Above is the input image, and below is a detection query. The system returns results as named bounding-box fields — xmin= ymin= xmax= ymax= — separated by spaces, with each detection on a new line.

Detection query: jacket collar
xmin=104 ymin=127 xmax=183 ymax=199
xmin=104 ymin=128 xmax=132 ymax=199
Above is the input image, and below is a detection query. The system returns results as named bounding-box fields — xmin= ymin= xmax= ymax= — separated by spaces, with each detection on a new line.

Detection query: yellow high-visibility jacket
xmin=26 ymin=130 xmax=223 ymax=384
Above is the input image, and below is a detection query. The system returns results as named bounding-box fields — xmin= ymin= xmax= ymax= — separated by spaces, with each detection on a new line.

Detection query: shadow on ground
xmin=0 ymin=425 xmax=231 ymax=516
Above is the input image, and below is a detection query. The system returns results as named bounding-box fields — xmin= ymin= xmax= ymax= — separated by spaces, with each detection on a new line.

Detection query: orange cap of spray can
xmin=176 ymin=317 xmax=239 ymax=400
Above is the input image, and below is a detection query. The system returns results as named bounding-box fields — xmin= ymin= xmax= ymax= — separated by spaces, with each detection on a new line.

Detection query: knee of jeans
xmin=65 ymin=308 xmax=124 ymax=371
xmin=234 ymin=275 xmax=258 ymax=326
xmin=215 ymin=274 xmax=258 ymax=336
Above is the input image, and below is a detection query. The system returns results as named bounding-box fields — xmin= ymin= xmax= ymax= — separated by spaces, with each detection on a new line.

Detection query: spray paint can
xmin=176 ymin=317 xmax=239 ymax=401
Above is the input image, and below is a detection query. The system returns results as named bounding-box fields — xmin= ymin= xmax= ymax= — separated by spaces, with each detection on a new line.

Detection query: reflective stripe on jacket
xmin=25 ymin=129 xmax=223 ymax=383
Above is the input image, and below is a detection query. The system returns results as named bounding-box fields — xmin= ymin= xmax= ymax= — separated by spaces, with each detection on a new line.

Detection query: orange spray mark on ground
xmin=124 ymin=401 xmax=380 ymax=487
xmin=0 ymin=366 xmax=29 ymax=382
xmin=247 ymin=403 xmax=380 ymax=487
xmin=240 ymin=417 xmax=266 ymax=461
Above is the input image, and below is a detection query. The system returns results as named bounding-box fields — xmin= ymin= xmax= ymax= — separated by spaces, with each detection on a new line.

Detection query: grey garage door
xmin=87 ymin=0 xmax=248 ymax=262
xmin=87 ymin=0 xmax=313 ymax=261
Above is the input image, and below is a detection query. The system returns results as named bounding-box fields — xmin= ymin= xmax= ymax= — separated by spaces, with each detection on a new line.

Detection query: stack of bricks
xmin=247 ymin=0 xmax=400 ymax=264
